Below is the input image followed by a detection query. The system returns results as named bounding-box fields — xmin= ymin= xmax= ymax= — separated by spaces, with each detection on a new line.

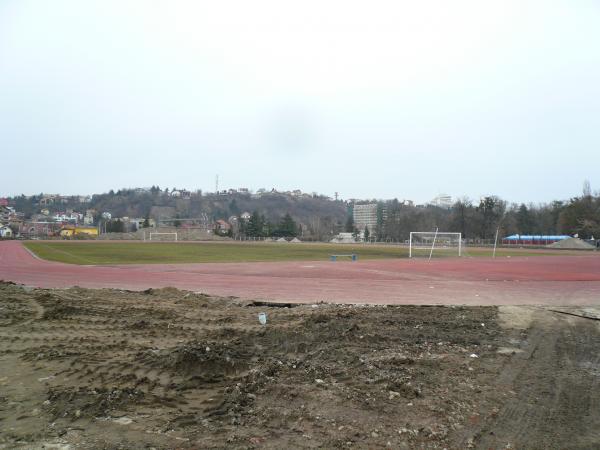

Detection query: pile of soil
xmin=547 ymin=237 xmax=594 ymax=249
xmin=1 ymin=282 xmax=600 ymax=449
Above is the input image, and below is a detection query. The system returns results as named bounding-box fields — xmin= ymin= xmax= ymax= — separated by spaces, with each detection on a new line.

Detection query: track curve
xmin=1 ymin=241 xmax=600 ymax=305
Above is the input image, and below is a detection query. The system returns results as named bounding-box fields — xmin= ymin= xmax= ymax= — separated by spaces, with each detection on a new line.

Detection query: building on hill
xmin=20 ymin=221 xmax=60 ymax=238
xmin=83 ymin=209 xmax=96 ymax=225
xmin=352 ymin=203 xmax=387 ymax=236
xmin=0 ymin=224 xmax=13 ymax=238
xmin=429 ymin=194 xmax=453 ymax=208
xmin=126 ymin=217 xmax=156 ymax=230
xmin=39 ymin=195 xmax=58 ymax=206
xmin=171 ymin=189 xmax=191 ymax=199
xmin=215 ymin=219 xmax=232 ymax=236
xmin=0 ymin=206 xmax=11 ymax=222
xmin=0 ymin=206 xmax=23 ymax=224
xmin=353 ymin=203 xmax=379 ymax=232
xmin=39 ymin=195 xmax=73 ymax=206
xmin=52 ymin=212 xmax=82 ymax=224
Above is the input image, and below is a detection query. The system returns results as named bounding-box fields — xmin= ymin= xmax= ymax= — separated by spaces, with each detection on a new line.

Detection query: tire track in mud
xmin=2 ymin=287 xmax=239 ymax=420
xmin=4 ymin=281 xmax=600 ymax=449
xmin=471 ymin=312 xmax=600 ymax=450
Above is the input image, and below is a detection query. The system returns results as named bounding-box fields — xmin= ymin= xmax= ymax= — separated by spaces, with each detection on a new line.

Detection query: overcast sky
xmin=1 ymin=1 xmax=599 ymax=204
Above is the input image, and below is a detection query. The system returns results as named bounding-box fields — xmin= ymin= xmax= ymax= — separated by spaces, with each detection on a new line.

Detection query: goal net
xmin=409 ymin=231 xmax=462 ymax=258
xmin=148 ymin=232 xmax=178 ymax=241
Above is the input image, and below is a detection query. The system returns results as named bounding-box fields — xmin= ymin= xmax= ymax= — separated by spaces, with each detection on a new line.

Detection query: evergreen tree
xmin=364 ymin=226 xmax=370 ymax=241
xmin=516 ymin=204 xmax=533 ymax=234
xmin=247 ymin=211 xmax=264 ymax=237
xmin=476 ymin=196 xmax=504 ymax=239
xmin=274 ymin=213 xmax=298 ymax=237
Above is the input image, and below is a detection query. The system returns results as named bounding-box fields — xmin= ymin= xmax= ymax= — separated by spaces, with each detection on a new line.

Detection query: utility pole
xmin=215 ymin=175 xmax=219 ymax=194
xmin=335 ymin=192 xmax=339 ymax=201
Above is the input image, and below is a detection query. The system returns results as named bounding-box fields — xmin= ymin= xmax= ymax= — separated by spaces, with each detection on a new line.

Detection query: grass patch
xmin=24 ymin=241 xmax=409 ymax=265
xmin=23 ymin=241 xmax=567 ymax=265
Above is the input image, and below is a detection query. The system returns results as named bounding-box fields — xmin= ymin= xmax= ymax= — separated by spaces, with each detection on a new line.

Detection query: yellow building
xmin=59 ymin=226 xmax=99 ymax=238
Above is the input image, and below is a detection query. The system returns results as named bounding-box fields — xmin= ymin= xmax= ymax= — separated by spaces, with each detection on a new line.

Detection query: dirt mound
xmin=143 ymin=287 xmax=218 ymax=308
xmin=129 ymin=319 xmax=151 ymax=329
xmin=0 ymin=288 xmax=38 ymax=326
xmin=142 ymin=286 xmax=183 ymax=296
xmin=141 ymin=340 xmax=250 ymax=381
xmin=35 ymin=293 xmax=100 ymax=320
xmin=3 ymin=282 xmax=600 ymax=449
xmin=547 ymin=237 xmax=594 ymax=249
xmin=22 ymin=346 xmax=80 ymax=361
xmin=45 ymin=387 xmax=145 ymax=420
xmin=41 ymin=303 xmax=81 ymax=320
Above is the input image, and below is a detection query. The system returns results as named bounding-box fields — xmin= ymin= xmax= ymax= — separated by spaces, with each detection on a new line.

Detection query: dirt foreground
xmin=1 ymin=282 xmax=600 ymax=449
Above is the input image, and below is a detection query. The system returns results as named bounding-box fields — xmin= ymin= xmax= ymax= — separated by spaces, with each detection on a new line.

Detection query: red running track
xmin=1 ymin=241 xmax=600 ymax=305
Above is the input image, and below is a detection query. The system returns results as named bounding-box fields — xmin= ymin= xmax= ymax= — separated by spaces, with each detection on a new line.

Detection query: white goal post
xmin=409 ymin=231 xmax=462 ymax=259
xmin=147 ymin=232 xmax=178 ymax=241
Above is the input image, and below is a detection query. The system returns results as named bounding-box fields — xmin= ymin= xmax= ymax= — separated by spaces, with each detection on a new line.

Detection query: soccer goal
xmin=148 ymin=232 xmax=178 ymax=241
xmin=409 ymin=231 xmax=462 ymax=259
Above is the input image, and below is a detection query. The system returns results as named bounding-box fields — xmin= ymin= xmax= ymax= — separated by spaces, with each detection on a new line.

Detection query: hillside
xmin=9 ymin=189 xmax=348 ymax=240
xmin=5 ymin=187 xmax=600 ymax=242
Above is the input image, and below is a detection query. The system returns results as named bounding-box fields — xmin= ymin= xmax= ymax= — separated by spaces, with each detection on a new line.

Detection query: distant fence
xmin=96 ymin=227 xmax=227 ymax=241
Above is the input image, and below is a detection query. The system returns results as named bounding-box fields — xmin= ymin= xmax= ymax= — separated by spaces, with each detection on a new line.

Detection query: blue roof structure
xmin=503 ymin=235 xmax=570 ymax=241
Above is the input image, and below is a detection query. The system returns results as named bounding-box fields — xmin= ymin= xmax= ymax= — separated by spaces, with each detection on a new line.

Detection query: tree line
xmin=371 ymin=191 xmax=600 ymax=241
xmin=237 ymin=212 xmax=299 ymax=238
xmin=6 ymin=183 xmax=600 ymax=241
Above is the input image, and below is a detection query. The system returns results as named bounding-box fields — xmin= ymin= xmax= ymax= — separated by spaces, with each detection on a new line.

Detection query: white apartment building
xmin=429 ymin=194 xmax=453 ymax=209
xmin=353 ymin=203 xmax=379 ymax=232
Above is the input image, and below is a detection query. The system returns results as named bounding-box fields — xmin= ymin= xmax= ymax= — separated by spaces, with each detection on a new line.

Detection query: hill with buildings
xmin=2 ymin=184 xmax=600 ymax=242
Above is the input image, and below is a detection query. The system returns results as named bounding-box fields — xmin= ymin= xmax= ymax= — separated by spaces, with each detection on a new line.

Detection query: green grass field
xmin=23 ymin=241 xmax=567 ymax=265
xmin=24 ymin=241 xmax=410 ymax=264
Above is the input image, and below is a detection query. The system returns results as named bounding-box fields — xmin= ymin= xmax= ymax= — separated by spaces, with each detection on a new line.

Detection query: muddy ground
xmin=1 ymin=282 xmax=599 ymax=449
